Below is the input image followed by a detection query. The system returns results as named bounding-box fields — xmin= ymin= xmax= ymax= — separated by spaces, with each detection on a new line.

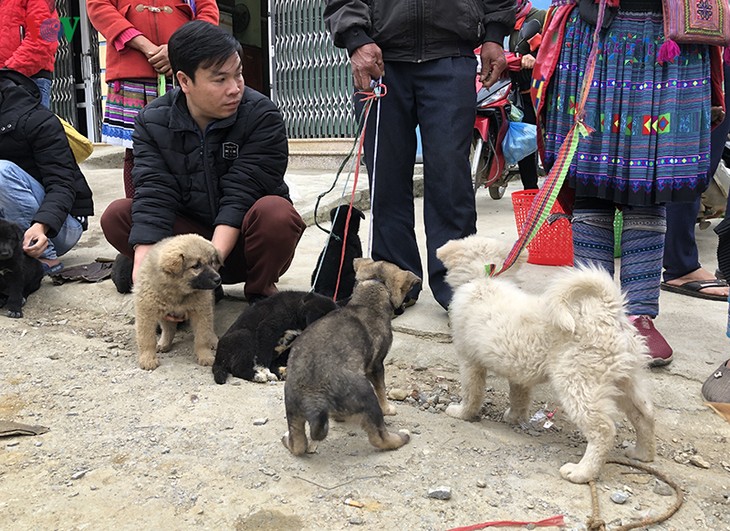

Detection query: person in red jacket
xmin=0 ymin=0 xmax=60 ymax=108
xmin=87 ymin=0 xmax=219 ymax=198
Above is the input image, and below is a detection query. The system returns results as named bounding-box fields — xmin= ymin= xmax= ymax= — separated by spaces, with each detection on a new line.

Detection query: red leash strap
xmin=331 ymin=82 xmax=386 ymax=301
xmin=447 ymin=514 xmax=565 ymax=531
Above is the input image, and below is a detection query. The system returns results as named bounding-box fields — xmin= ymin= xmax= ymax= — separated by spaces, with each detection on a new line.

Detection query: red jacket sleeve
xmin=87 ymin=0 xmax=137 ymax=44
xmin=194 ymin=0 xmax=220 ymax=24
xmin=3 ymin=0 xmax=59 ymax=76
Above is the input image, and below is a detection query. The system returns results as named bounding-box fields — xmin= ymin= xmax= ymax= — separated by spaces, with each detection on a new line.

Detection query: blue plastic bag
xmin=502 ymin=121 xmax=537 ymax=165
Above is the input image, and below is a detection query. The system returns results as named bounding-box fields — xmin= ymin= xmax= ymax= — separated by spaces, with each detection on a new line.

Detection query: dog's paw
xmin=503 ymin=407 xmax=526 ymax=425
xmin=398 ymin=429 xmax=411 ymax=445
xmin=156 ymin=341 xmax=172 ymax=353
xmin=139 ymin=355 xmax=160 ymax=371
xmin=445 ymin=404 xmax=480 ymax=422
xmin=559 ymin=462 xmax=595 ymax=484
xmin=382 ymin=402 xmax=397 ymax=416
xmin=275 ymin=329 xmax=301 ymax=354
xmin=6 ymin=309 xmax=22 ymax=319
xmin=196 ymin=351 xmax=215 ymax=367
xmin=625 ymin=444 xmax=655 ymax=463
xmin=306 ymin=441 xmax=319 ymax=454
xmin=253 ymin=367 xmax=278 ymax=383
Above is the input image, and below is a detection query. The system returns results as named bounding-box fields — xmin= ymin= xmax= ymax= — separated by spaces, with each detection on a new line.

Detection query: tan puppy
xmin=134 ymin=234 xmax=222 ymax=370
xmin=437 ymin=235 xmax=655 ymax=484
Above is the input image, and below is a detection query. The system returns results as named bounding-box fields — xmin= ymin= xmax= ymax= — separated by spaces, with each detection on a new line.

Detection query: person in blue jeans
xmin=0 ymin=69 xmax=93 ymax=273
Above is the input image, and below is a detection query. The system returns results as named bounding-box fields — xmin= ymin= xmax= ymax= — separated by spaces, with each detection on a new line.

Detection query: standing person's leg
xmin=355 ymin=63 xmax=422 ymax=301
xmin=517 ymin=92 xmax=539 ymax=190
xmin=714 ymin=62 xmax=730 ymax=280
xmin=415 ymin=56 xmax=477 ymax=309
xmin=571 ymin=197 xmax=616 ymax=277
xmin=0 ymin=161 xmax=82 ymax=265
xmin=621 ymin=205 xmax=673 ymax=366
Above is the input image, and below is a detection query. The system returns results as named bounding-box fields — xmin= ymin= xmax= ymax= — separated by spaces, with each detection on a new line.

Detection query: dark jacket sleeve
xmin=129 ymin=111 xmax=184 ymax=247
xmin=215 ymin=98 xmax=289 ymax=228
xmin=479 ymin=0 xmax=516 ymax=44
xmin=323 ymin=0 xmax=374 ymax=55
xmin=25 ymin=112 xmax=80 ymax=238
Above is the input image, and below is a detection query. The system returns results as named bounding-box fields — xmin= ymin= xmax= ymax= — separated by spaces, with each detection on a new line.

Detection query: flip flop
xmin=660 ymin=278 xmax=729 ymax=302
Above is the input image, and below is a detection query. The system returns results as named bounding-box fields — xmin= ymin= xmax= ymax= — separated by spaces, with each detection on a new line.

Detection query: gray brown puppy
xmin=134 ymin=234 xmax=222 ymax=370
xmin=282 ymin=258 xmax=420 ymax=455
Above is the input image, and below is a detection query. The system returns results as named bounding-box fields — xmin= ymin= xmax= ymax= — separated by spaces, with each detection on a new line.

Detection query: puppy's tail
xmin=544 ymin=265 xmax=627 ymax=333
xmin=308 ymin=410 xmax=330 ymax=441
xmin=212 ymin=363 xmax=228 ymax=385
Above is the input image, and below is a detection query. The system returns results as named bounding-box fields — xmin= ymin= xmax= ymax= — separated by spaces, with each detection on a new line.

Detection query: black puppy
xmin=0 ymin=219 xmax=44 ymax=318
xmin=311 ymin=205 xmax=365 ymax=301
xmin=212 ymin=291 xmax=338 ymax=384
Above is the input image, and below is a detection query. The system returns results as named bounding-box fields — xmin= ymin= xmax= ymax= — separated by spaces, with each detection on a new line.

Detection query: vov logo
xmin=39 ymin=17 xmax=81 ymax=42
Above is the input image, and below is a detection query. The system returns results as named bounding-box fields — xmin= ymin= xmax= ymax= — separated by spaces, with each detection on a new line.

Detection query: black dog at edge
xmin=0 ymin=219 xmax=44 ymax=318
xmin=311 ymin=205 xmax=365 ymax=302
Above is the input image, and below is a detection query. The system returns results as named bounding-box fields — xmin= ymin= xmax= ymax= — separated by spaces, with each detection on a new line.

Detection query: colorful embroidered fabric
xmin=543 ymin=9 xmax=712 ymax=205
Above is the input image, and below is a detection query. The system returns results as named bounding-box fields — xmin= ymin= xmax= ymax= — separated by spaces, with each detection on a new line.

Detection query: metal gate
xmin=270 ymin=0 xmax=355 ymax=139
xmin=52 ymin=0 xmax=102 ymax=141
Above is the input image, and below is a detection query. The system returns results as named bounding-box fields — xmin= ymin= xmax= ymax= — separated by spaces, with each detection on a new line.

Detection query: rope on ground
xmin=587 ymin=459 xmax=684 ymax=531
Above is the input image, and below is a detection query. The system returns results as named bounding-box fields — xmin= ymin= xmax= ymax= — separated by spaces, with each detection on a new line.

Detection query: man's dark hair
xmin=169 ymin=21 xmax=243 ymax=81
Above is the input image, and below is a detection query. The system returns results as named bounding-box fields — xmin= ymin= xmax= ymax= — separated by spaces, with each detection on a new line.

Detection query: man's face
xmin=177 ymin=52 xmax=245 ymax=130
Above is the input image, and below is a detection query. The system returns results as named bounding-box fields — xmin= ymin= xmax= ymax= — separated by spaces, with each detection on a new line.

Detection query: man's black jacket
xmin=325 ymin=0 xmax=516 ymax=61
xmin=130 ymin=86 xmax=290 ymax=247
xmin=0 ymin=69 xmax=93 ymax=237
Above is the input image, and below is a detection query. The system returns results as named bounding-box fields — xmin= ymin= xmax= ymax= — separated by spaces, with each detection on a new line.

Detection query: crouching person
xmin=101 ymin=21 xmax=306 ymax=304
xmin=0 ymin=69 xmax=94 ymax=275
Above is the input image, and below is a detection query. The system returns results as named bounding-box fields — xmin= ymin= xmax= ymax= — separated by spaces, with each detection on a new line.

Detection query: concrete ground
xmin=2 ymin=144 xmax=729 ymax=529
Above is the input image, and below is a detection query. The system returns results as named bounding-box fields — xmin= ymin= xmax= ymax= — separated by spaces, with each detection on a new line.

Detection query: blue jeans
xmin=34 ymin=78 xmax=52 ymax=108
xmin=0 ymin=160 xmax=83 ymax=260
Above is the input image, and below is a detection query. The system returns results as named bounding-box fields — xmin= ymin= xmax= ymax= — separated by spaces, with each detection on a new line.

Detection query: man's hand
xmin=132 ymin=244 xmax=153 ymax=286
xmin=22 ymin=223 xmax=49 ymax=258
xmin=479 ymin=42 xmax=508 ymax=88
xmin=211 ymin=225 xmax=240 ymax=264
xmin=521 ymin=54 xmax=536 ymax=70
xmin=147 ymin=44 xmax=172 ymax=76
xmin=350 ymin=43 xmax=385 ymax=91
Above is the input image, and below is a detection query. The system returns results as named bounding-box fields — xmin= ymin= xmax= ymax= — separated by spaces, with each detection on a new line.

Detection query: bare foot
xmin=664 ymin=268 xmax=728 ymax=298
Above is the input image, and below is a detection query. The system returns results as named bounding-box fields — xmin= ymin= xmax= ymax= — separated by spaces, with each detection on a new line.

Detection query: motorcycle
xmin=471 ymin=19 xmax=542 ymax=199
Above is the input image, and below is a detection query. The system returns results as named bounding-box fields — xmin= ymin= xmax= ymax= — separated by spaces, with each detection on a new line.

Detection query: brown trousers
xmin=101 ymin=196 xmax=306 ymax=298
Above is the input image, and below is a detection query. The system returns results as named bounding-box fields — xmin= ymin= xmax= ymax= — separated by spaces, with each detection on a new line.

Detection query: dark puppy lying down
xmin=212 ymin=291 xmax=338 ymax=384
xmin=0 ymin=219 xmax=44 ymax=318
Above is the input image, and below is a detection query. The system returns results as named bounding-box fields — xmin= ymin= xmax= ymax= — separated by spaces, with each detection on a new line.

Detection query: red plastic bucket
xmin=511 ymin=190 xmax=574 ymax=266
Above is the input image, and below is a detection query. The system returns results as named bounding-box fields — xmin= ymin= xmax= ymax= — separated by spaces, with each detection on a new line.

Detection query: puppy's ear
xmin=329 ymin=206 xmax=340 ymax=222
xmin=356 ymin=208 xmax=365 ymax=219
xmin=161 ymin=252 xmax=185 ymax=276
xmin=353 ymin=257 xmax=373 ymax=273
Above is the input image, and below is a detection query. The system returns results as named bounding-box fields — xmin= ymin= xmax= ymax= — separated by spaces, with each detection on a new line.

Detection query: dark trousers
xmin=100 ymin=196 xmax=306 ymax=297
xmin=355 ymin=57 xmax=478 ymax=308
xmin=663 ymin=63 xmax=730 ymax=281
xmin=517 ymin=90 xmax=539 ymax=190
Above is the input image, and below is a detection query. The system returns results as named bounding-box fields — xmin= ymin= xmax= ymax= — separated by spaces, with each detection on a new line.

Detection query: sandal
xmin=660 ymin=278 xmax=729 ymax=302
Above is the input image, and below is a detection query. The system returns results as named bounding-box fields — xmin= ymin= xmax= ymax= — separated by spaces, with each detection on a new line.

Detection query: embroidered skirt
xmin=543 ymin=9 xmax=712 ymax=206
xmin=101 ymin=79 xmax=162 ymax=149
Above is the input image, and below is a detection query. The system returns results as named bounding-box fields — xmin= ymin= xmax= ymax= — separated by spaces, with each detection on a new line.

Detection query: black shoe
xmin=111 ymin=254 xmax=133 ymax=294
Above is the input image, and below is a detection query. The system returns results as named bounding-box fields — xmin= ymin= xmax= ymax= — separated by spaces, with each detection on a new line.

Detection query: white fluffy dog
xmin=437 ymin=235 xmax=655 ymax=484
